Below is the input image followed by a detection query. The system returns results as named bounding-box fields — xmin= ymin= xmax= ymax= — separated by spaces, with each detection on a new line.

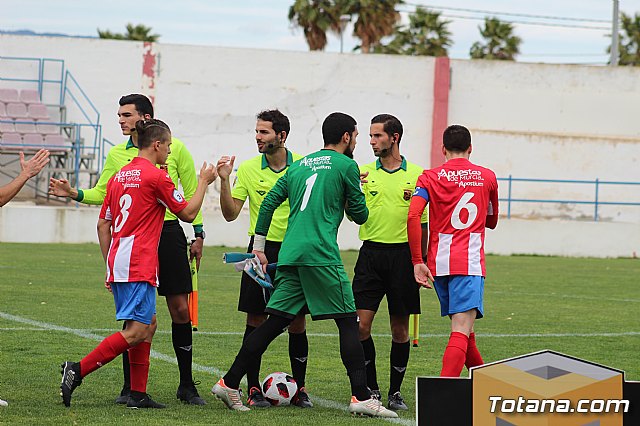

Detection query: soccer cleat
xmin=177 ymin=381 xmax=207 ymax=405
xmin=349 ymin=396 xmax=398 ymax=418
xmin=292 ymin=387 xmax=313 ymax=408
xmin=115 ymin=386 xmax=130 ymax=405
xmin=126 ymin=393 xmax=166 ymax=409
xmin=387 ymin=391 xmax=408 ymax=410
xmin=247 ymin=386 xmax=271 ymax=408
xmin=211 ymin=378 xmax=250 ymax=411
xmin=60 ymin=362 xmax=82 ymax=407
xmin=369 ymin=388 xmax=382 ymax=401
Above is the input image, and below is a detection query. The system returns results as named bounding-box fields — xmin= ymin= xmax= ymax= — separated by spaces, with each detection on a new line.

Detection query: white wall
xmin=1 ymin=35 xmax=639 ymax=256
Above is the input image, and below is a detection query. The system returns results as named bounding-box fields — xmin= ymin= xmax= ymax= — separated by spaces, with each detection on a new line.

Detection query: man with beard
xmin=353 ymin=114 xmax=427 ymax=411
xmin=217 ymin=109 xmax=310 ymax=408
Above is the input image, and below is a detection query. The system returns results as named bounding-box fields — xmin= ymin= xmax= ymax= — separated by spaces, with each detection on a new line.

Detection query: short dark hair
xmin=135 ymin=119 xmax=171 ymax=149
xmin=322 ymin=112 xmax=357 ymax=146
xmin=256 ymin=109 xmax=290 ymax=136
xmin=371 ymin=114 xmax=403 ymax=144
xmin=443 ymin=125 xmax=471 ymax=152
xmin=119 ymin=94 xmax=154 ymax=118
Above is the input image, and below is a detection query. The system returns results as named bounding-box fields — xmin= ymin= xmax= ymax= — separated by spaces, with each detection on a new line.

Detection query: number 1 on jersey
xmin=300 ymin=173 xmax=318 ymax=212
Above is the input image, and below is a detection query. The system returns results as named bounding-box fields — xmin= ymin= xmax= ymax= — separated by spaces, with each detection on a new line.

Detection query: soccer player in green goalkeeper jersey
xmin=211 ymin=112 xmax=398 ymax=418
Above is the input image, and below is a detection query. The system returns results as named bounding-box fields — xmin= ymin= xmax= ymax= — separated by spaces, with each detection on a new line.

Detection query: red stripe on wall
xmin=430 ymin=57 xmax=450 ymax=168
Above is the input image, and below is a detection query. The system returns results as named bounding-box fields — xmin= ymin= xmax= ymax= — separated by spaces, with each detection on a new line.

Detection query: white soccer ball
xmin=261 ymin=372 xmax=298 ymax=406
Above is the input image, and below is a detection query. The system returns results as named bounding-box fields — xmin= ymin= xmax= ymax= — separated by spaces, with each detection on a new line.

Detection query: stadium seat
xmin=0 ymin=88 xmax=19 ymax=103
xmin=6 ymin=102 xmax=28 ymax=119
xmin=44 ymin=134 xmax=70 ymax=152
xmin=28 ymin=103 xmax=49 ymax=120
xmin=20 ymin=89 xmax=41 ymax=104
xmin=0 ymin=120 xmax=15 ymax=133
xmin=37 ymin=122 xmax=60 ymax=134
xmin=0 ymin=132 xmax=23 ymax=149
xmin=23 ymin=133 xmax=44 ymax=148
xmin=15 ymin=122 xmax=38 ymax=134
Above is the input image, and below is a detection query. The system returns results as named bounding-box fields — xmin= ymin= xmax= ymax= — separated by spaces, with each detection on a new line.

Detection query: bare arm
xmin=217 ymin=155 xmax=244 ymax=221
xmin=0 ymin=150 xmax=50 ymax=207
xmin=176 ymin=162 xmax=218 ymax=223
xmin=97 ymin=218 xmax=112 ymax=262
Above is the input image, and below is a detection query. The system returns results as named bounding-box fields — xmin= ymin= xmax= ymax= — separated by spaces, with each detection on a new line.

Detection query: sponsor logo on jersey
xmin=369 ymin=191 xmax=378 ymax=197
xmin=257 ymin=190 xmax=266 ymax=196
xmin=300 ymin=155 xmax=332 ymax=171
xmin=114 ymin=168 xmax=142 ymax=183
xmin=173 ymin=190 xmax=184 ymax=203
xmin=437 ymin=168 xmax=484 ymax=182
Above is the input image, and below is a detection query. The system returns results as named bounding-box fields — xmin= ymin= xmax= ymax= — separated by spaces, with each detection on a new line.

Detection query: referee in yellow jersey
xmin=217 ymin=110 xmax=311 ymax=408
xmin=353 ymin=114 xmax=428 ymax=411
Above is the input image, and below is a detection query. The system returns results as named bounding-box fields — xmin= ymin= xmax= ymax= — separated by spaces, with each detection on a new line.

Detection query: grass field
xmin=0 ymin=242 xmax=638 ymax=425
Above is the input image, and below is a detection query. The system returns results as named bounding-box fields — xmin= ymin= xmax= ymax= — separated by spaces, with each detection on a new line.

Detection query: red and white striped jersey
xmin=415 ymin=158 xmax=498 ymax=277
xmin=99 ymin=157 xmax=188 ymax=285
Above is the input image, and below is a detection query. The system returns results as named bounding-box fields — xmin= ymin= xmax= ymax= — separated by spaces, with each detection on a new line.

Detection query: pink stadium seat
xmin=6 ymin=102 xmax=28 ymax=119
xmin=28 ymin=103 xmax=49 ymax=120
xmin=0 ymin=132 xmax=23 ymax=148
xmin=0 ymin=120 xmax=15 ymax=133
xmin=22 ymin=133 xmax=44 ymax=147
xmin=20 ymin=89 xmax=40 ymax=104
xmin=44 ymin=134 xmax=69 ymax=151
xmin=0 ymin=88 xmax=19 ymax=103
xmin=15 ymin=122 xmax=38 ymax=134
xmin=37 ymin=122 xmax=60 ymax=134
xmin=0 ymin=102 xmax=6 ymax=116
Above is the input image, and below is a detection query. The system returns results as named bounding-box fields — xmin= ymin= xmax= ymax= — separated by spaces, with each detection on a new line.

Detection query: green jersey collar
xmin=376 ymin=156 xmax=407 ymax=173
xmin=261 ymin=149 xmax=293 ymax=170
xmin=126 ymin=137 xmax=137 ymax=150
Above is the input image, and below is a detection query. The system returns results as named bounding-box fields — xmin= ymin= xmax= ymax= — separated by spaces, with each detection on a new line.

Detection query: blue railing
xmin=498 ymin=176 xmax=640 ymax=221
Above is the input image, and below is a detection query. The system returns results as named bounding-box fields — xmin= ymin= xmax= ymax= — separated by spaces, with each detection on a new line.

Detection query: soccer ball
xmin=261 ymin=372 xmax=298 ymax=406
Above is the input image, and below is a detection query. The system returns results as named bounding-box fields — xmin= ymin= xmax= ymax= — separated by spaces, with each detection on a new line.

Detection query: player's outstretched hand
xmin=49 ymin=177 xmax=73 ymax=197
xmin=359 ymin=170 xmax=369 ymax=184
xmin=216 ymin=155 xmax=235 ymax=180
xmin=414 ymin=263 xmax=434 ymax=289
xmin=21 ymin=149 xmax=50 ymax=178
xmin=199 ymin=162 xmax=218 ymax=185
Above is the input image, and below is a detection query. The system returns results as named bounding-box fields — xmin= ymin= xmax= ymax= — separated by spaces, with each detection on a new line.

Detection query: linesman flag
xmin=188 ymin=256 xmax=199 ymax=331
xmin=409 ymin=314 xmax=420 ymax=347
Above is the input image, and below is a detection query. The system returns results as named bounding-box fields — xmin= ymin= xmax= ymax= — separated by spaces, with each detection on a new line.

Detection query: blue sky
xmin=1 ymin=0 xmax=637 ymax=64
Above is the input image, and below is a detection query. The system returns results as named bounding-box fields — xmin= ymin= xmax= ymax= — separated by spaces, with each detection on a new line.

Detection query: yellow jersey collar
xmin=376 ymin=156 xmax=407 ymax=172
xmin=261 ymin=149 xmax=293 ymax=170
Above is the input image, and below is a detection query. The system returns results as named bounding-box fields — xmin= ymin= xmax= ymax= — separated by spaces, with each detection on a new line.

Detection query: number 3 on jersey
xmin=451 ymin=192 xmax=477 ymax=230
xmin=114 ymin=194 xmax=133 ymax=232
xmin=300 ymin=173 xmax=318 ymax=212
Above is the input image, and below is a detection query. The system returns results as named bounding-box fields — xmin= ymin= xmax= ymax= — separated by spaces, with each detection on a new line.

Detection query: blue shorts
xmin=112 ymin=282 xmax=157 ymax=325
xmin=433 ymin=275 xmax=484 ymax=319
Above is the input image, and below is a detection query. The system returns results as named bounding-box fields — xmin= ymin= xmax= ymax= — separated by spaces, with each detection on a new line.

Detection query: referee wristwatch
xmin=195 ymin=230 xmax=206 ymax=240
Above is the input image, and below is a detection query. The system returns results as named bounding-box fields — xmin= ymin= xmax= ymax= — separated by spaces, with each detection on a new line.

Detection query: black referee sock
xmin=288 ymin=330 xmax=308 ymax=388
xmin=172 ymin=322 xmax=193 ymax=385
xmin=389 ymin=340 xmax=410 ymax=395
xmin=335 ymin=317 xmax=369 ymax=401
xmin=361 ymin=336 xmax=379 ymax=391
xmin=224 ymin=316 xmax=291 ymax=390
xmin=243 ymin=325 xmax=261 ymax=390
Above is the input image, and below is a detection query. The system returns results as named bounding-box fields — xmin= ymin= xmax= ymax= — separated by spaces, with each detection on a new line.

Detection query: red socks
xmin=465 ymin=332 xmax=484 ymax=369
xmin=129 ymin=341 xmax=151 ymax=393
xmin=440 ymin=332 xmax=468 ymax=377
xmin=80 ymin=332 xmax=130 ymax=377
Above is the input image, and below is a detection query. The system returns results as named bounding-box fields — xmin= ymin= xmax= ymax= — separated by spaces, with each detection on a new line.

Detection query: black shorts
xmin=237 ymin=236 xmax=281 ymax=314
xmin=157 ymin=220 xmax=192 ymax=296
xmin=352 ymin=241 xmax=421 ymax=315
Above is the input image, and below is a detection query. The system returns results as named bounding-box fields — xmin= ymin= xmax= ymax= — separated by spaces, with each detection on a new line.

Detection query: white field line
xmin=1 ymin=325 xmax=640 ymax=339
xmin=0 ymin=311 xmax=414 ymax=425
xmin=490 ymin=290 xmax=640 ymax=303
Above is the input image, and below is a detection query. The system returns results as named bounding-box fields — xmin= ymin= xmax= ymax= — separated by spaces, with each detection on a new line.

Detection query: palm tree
xmin=469 ymin=17 xmax=521 ymax=60
xmin=609 ymin=12 xmax=640 ymax=66
xmin=349 ymin=0 xmax=403 ymax=53
xmin=373 ymin=7 xmax=452 ymax=56
xmin=98 ymin=23 xmax=159 ymax=42
xmin=288 ymin=0 xmax=341 ymax=51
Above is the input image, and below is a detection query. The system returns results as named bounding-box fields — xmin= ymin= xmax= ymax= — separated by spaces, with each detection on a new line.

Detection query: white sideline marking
xmin=0 ymin=311 xmax=413 ymax=425
xmin=491 ymin=290 xmax=640 ymax=303
xmin=2 ymin=326 xmax=640 ymax=339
